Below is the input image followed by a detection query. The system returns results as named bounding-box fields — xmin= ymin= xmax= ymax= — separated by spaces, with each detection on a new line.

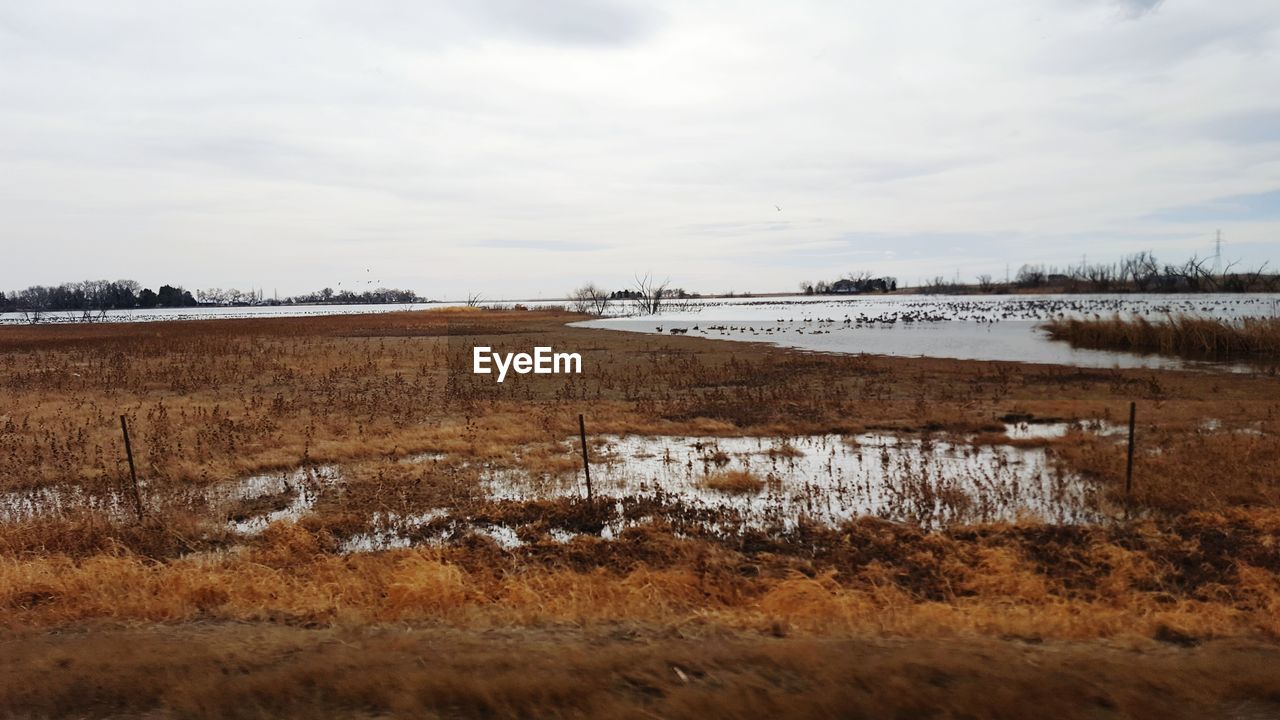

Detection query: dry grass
xmin=3 ymin=512 xmax=1279 ymax=642
xmin=1044 ymin=314 xmax=1280 ymax=360
xmin=701 ymin=469 xmax=765 ymax=494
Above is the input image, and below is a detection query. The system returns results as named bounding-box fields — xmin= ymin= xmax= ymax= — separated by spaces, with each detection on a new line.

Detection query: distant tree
xmin=155 ymin=285 xmax=197 ymax=307
xmin=976 ymin=274 xmax=994 ymax=293
xmin=1121 ymin=252 xmax=1161 ymax=292
xmin=631 ymin=273 xmax=670 ymax=315
xmin=137 ymin=288 xmax=159 ymax=308
xmin=1015 ymin=264 xmax=1047 ymax=288
xmin=570 ymin=283 xmax=612 ymax=315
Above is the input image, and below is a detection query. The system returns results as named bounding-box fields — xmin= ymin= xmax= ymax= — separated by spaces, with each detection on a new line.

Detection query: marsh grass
xmin=702 ymin=469 xmax=765 ymax=494
xmin=1044 ymin=314 xmax=1280 ymax=360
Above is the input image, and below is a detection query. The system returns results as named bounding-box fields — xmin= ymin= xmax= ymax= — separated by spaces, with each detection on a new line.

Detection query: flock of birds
xmin=648 ymin=297 xmax=1269 ymax=338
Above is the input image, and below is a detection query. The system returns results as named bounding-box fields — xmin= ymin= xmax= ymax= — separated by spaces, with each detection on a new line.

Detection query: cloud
xmin=0 ymin=1 xmax=1277 ymax=297
xmin=468 ymin=239 xmax=606 ymax=252
xmin=471 ymin=0 xmax=660 ymax=45
xmin=1148 ymin=190 xmax=1280 ymax=223
xmin=1113 ymin=0 xmax=1165 ymax=19
xmin=1202 ymin=110 xmax=1280 ymax=145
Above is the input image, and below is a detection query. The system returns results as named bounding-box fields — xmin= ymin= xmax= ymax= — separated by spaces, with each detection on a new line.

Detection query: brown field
xmin=2 ymin=307 xmax=1280 ymax=717
xmin=1044 ymin=314 xmax=1280 ymax=360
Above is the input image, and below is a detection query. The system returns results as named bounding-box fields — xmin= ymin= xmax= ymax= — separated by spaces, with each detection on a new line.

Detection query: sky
xmin=1 ymin=0 xmax=1278 ymax=299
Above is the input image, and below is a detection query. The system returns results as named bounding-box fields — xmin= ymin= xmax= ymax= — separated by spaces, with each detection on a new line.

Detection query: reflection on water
xmin=211 ymin=465 xmax=342 ymax=535
xmin=484 ymin=433 xmax=1101 ymax=531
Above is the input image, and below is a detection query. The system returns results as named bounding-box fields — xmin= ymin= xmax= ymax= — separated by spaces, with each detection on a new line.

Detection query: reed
xmin=701 ymin=469 xmax=765 ymax=494
xmin=1044 ymin=314 xmax=1280 ymax=360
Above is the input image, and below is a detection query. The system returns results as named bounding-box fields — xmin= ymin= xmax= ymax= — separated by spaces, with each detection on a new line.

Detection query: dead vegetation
xmin=1045 ymin=314 xmax=1280 ymax=360
xmin=702 ymin=469 xmax=765 ymax=494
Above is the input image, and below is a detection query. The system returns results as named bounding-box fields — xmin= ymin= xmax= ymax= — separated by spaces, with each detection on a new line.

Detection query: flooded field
xmin=489 ymin=431 xmax=1100 ymax=529
xmin=1 ymin=422 xmax=1125 ymax=552
xmin=580 ymin=293 xmax=1280 ymax=370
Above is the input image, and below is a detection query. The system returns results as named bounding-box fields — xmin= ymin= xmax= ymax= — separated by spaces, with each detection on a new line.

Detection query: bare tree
xmin=976 ymin=274 xmax=994 ymax=293
xmin=1015 ymin=264 xmax=1047 ymax=288
xmin=1085 ymin=262 xmax=1117 ymax=291
xmin=1121 ymin=251 xmax=1160 ymax=291
xmin=631 ymin=273 xmax=670 ymax=315
xmin=569 ymin=283 xmax=612 ymax=315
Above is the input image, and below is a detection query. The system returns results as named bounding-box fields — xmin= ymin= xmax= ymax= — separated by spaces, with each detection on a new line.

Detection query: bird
xmin=775 ymin=205 xmax=782 ymax=212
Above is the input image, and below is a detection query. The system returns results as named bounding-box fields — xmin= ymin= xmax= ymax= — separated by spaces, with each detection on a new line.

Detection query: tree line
xmin=1 ymin=279 xmax=425 ymax=320
xmin=0 ymin=280 xmax=197 ymax=315
xmin=942 ymin=252 xmax=1279 ymax=295
xmin=569 ymin=275 xmax=696 ymax=316
xmin=197 ymin=287 xmax=422 ymax=305
xmin=807 ymin=252 xmax=1277 ymax=296
xmin=799 ymin=272 xmax=899 ymax=295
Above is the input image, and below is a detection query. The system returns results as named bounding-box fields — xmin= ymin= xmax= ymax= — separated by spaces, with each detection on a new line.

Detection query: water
xmin=480 ymin=433 xmax=1101 ymax=534
xmin=210 ymin=465 xmax=342 ymax=535
xmin=577 ymin=293 xmax=1280 ymax=371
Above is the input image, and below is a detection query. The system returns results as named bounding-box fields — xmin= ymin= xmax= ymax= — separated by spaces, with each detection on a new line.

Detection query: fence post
xmin=1124 ymin=401 xmax=1136 ymax=518
xmin=120 ymin=415 xmax=144 ymax=522
xmin=578 ymin=413 xmax=593 ymax=504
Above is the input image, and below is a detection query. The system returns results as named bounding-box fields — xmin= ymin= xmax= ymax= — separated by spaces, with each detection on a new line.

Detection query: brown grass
xmin=1044 ymin=314 xmax=1280 ymax=360
xmin=701 ymin=469 xmax=765 ymax=494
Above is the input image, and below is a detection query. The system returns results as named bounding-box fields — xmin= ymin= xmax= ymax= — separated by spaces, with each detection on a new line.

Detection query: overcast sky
xmin=2 ymin=0 xmax=1278 ymax=299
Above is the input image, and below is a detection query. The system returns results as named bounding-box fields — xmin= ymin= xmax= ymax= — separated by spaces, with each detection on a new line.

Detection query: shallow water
xmin=578 ymin=293 xmax=1280 ymax=372
xmin=0 ymin=484 xmax=130 ymax=523
xmin=1004 ymin=419 xmax=1123 ymax=440
xmin=0 ymin=428 xmax=1123 ymax=548
xmin=490 ymin=434 xmax=1099 ymax=529
xmin=211 ymin=465 xmax=342 ymax=535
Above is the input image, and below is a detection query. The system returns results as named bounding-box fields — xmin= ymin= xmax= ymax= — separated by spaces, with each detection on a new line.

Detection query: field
xmin=3 ymin=307 xmax=1280 ymax=717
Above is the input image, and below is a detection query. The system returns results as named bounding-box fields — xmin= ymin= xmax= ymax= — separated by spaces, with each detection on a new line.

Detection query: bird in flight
xmin=775 ymin=205 xmax=782 ymax=212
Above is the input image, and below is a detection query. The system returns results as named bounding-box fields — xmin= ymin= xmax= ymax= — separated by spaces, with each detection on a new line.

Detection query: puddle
xmin=1004 ymin=420 xmax=1122 ymax=440
xmin=1198 ymin=418 xmax=1265 ymax=436
xmin=482 ymin=433 xmax=1101 ymax=532
xmin=400 ymin=451 xmax=448 ymax=464
xmin=0 ymin=485 xmax=132 ymax=523
xmin=209 ymin=465 xmax=342 ymax=535
xmin=340 ymin=509 xmax=448 ymax=552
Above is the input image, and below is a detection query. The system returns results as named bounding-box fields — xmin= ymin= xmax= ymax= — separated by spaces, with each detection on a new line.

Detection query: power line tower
xmin=1213 ymin=229 xmax=1223 ymax=275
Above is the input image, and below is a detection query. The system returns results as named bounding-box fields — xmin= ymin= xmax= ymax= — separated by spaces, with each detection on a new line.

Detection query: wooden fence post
xmin=120 ymin=415 xmax=144 ymax=522
xmin=1124 ymin=402 xmax=1136 ymax=518
xmin=578 ymin=413 xmax=593 ymax=504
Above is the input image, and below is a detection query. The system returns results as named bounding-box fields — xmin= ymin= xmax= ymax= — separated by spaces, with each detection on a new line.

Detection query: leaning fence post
xmin=578 ymin=413 xmax=593 ymax=504
xmin=120 ymin=414 xmax=144 ymax=522
xmin=1124 ymin=401 xmax=1136 ymax=518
